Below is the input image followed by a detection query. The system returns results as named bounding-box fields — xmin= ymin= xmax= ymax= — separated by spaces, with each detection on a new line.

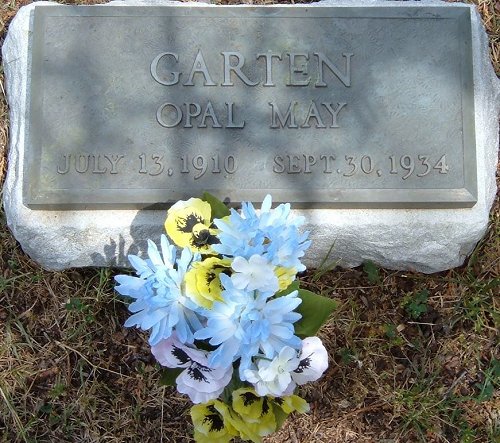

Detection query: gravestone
xmin=2 ymin=0 xmax=499 ymax=272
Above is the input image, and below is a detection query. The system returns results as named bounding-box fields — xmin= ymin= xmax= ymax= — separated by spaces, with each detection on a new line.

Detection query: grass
xmin=1 ymin=0 xmax=499 ymax=442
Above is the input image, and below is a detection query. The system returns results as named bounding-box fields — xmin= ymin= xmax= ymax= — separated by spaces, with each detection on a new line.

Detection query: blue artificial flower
xmin=263 ymin=225 xmax=311 ymax=271
xmin=194 ymin=274 xmax=302 ymax=376
xmin=193 ymin=276 xmax=250 ymax=368
xmin=114 ymin=235 xmax=203 ymax=345
xmin=231 ymin=254 xmax=279 ymax=293
xmin=212 ymin=195 xmax=311 ymax=271
xmin=237 ymin=289 xmax=303 ymax=377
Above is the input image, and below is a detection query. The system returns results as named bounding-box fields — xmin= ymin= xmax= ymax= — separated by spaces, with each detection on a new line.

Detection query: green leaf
xmin=475 ymin=358 xmax=500 ymax=402
xmin=338 ymin=347 xmax=356 ymax=365
xmin=384 ymin=323 xmax=397 ymax=339
xmin=294 ymin=289 xmax=338 ymax=338
xmin=363 ymin=260 xmax=380 ymax=284
xmin=272 ymin=403 xmax=289 ymax=431
xmin=158 ymin=368 xmax=183 ymax=386
xmin=492 ymin=358 xmax=500 ymax=379
xmin=39 ymin=403 xmax=53 ymax=414
xmin=404 ymin=289 xmax=429 ymax=319
xmin=221 ymin=372 xmax=247 ymax=404
xmin=475 ymin=379 xmax=494 ymax=402
xmin=202 ymin=192 xmax=230 ymax=219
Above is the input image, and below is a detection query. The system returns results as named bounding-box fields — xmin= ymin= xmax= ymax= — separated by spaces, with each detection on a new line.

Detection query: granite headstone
xmin=2 ymin=0 xmax=499 ymax=272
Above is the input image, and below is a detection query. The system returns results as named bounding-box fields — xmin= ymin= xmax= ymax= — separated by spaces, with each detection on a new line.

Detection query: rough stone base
xmin=2 ymin=0 xmax=499 ymax=273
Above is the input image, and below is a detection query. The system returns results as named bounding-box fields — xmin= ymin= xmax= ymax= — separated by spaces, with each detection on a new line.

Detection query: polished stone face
xmin=24 ymin=5 xmax=476 ymax=209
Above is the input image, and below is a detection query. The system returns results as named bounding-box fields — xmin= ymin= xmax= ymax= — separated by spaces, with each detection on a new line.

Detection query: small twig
xmin=407 ymin=321 xmax=436 ymax=326
xmin=55 ymin=341 xmax=133 ymax=379
xmin=443 ymin=369 xmax=468 ymax=399
xmin=160 ymin=386 xmax=165 ymax=443
xmin=0 ymin=77 xmax=7 ymax=98
xmin=0 ymin=385 xmax=28 ymax=442
xmin=27 ymin=367 xmax=60 ymax=384
xmin=289 ymin=427 xmax=299 ymax=443
xmin=339 ymin=401 xmax=388 ymax=420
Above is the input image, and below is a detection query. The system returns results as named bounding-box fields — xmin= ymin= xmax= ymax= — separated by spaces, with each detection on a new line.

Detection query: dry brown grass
xmin=1 ymin=0 xmax=499 ymax=442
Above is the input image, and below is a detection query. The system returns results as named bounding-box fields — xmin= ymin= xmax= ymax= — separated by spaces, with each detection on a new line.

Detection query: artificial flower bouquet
xmin=114 ymin=194 xmax=337 ymax=442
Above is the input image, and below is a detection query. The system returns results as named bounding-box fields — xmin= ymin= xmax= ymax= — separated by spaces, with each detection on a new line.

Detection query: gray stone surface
xmin=2 ymin=0 xmax=499 ymax=272
xmin=25 ymin=4 xmax=476 ymax=209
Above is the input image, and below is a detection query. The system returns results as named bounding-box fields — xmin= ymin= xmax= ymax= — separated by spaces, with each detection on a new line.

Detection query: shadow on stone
xmin=90 ymin=209 xmax=165 ymax=268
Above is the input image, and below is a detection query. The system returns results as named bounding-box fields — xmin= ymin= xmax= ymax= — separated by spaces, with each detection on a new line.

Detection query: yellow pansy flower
xmin=230 ymin=388 xmax=277 ymax=442
xmin=275 ymin=267 xmax=297 ymax=291
xmin=164 ymin=198 xmax=218 ymax=253
xmin=184 ymin=257 xmax=231 ymax=309
xmin=274 ymin=394 xmax=310 ymax=414
xmin=191 ymin=400 xmax=237 ymax=443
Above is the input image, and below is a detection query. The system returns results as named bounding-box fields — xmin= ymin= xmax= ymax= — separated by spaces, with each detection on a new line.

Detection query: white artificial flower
xmin=152 ymin=335 xmax=233 ymax=404
xmin=243 ymin=346 xmax=300 ymax=397
xmin=231 ymin=255 xmax=279 ymax=293
xmin=291 ymin=337 xmax=329 ymax=385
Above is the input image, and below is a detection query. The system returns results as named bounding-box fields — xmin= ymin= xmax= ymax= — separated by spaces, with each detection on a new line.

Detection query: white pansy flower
xmin=244 ymin=337 xmax=329 ymax=397
xmin=291 ymin=337 xmax=329 ymax=385
xmin=243 ymin=346 xmax=299 ymax=397
xmin=231 ymin=255 xmax=279 ymax=293
xmin=152 ymin=335 xmax=233 ymax=404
